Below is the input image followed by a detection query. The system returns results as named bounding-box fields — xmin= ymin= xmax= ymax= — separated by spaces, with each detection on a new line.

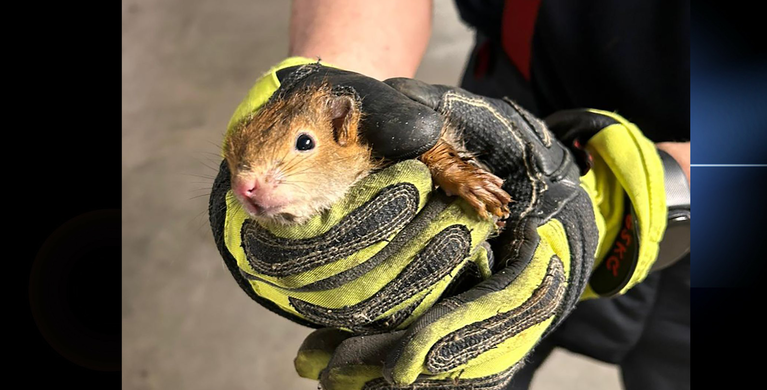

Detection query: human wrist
xmin=649 ymin=144 xmax=691 ymax=273
xmin=656 ymin=142 xmax=690 ymax=185
xmin=289 ymin=0 xmax=430 ymax=80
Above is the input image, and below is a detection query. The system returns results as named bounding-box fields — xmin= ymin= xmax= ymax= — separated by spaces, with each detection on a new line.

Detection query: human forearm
xmin=289 ymin=0 xmax=432 ymax=80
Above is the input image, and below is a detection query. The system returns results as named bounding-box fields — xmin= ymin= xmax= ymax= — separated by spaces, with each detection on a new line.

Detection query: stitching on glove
xmin=505 ymin=147 xmax=546 ymax=268
xmin=293 ymin=194 xmax=453 ymax=292
xmin=289 ymin=225 xmax=472 ymax=333
xmin=241 ymin=183 xmax=419 ymax=277
xmin=238 ymin=193 xmax=453 ymax=292
xmin=425 ymin=256 xmax=567 ymax=373
xmin=542 ymin=190 xmax=597 ymax=336
xmin=501 ymin=97 xmax=552 ymax=147
xmin=439 ymin=93 xmax=538 ymax=211
xmin=440 ymin=92 xmax=538 ymax=221
xmin=352 ymin=296 xmax=427 ymax=334
xmin=546 ymin=144 xmax=576 ymax=183
xmin=439 ymin=92 xmax=546 ymax=268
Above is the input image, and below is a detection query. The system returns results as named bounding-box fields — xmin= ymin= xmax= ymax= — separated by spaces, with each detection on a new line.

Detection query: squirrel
xmin=223 ymin=81 xmax=511 ymax=226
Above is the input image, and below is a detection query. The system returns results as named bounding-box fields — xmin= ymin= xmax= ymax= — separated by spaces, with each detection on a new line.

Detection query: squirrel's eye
xmin=295 ymin=133 xmax=315 ymax=151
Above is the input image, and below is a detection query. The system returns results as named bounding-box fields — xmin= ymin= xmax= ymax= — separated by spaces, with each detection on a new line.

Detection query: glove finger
xmin=382 ymin=218 xmax=574 ymax=385
xmin=283 ymin=191 xmax=492 ymax=335
xmin=318 ymin=331 xmax=519 ymax=390
xmin=544 ymin=109 xmax=621 ymax=144
xmin=295 ymin=328 xmax=355 ymax=380
xmin=544 ymin=109 xmax=627 ymax=176
xmin=319 ymin=331 xmax=404 ymax=390
xmin=383 ymin=78 xmax=458 ymax=110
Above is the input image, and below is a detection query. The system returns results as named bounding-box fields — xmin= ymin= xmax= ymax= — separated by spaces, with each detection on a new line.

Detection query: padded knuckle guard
xmin=209 ymin=159 xmax=499 ymax=334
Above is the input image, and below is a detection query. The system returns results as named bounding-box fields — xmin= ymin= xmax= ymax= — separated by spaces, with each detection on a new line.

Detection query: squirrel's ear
xmin=329 ymin=95 xmax=360 ymax=147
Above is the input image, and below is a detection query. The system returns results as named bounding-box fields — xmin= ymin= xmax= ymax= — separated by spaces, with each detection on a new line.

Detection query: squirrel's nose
xmin=233 ymin=173 xmax=281 ymax=204
xmin=232 ymin=171 xmax=290 ymax=215
xmin=244 ymin=182 xmax=258 ymax=196
xmin=234 ymin=177 xmax=262 ymax=199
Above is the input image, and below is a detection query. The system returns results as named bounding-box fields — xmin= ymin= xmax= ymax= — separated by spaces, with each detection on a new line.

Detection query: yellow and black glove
xmin=544 ymin=109 xmax=671 ymax=298
xmin=209 ymin=61 xmax=501 ymax=334
xmin=289 ymin=79 xmax=669 ymax=390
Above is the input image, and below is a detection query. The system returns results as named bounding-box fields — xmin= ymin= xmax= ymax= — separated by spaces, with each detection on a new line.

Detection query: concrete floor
xmin=122 ymin=1 xmax=621 ymax=388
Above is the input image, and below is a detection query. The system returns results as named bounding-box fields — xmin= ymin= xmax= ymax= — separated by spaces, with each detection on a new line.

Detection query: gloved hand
xmin=291 ymin=79 xmax=669 ymax=389
xmin=543 ymin=109 xmax=671 ymax=298
xmin=209 ymin=61 xmax=500 ymax=334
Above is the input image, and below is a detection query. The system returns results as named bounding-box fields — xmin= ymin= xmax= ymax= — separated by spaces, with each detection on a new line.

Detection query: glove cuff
xmin=578 ymin=110 xmax=667 ymax=298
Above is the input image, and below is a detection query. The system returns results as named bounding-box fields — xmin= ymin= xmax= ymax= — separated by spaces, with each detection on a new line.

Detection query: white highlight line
xmin=691 ymin=164 xmax=767 ymax=167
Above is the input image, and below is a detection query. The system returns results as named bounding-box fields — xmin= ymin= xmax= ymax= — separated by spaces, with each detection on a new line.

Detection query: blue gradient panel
xmin=692 ymin=167 xmax=766 ymax=287
xmin=691 ymin=12 xmax=767 ymax=165
xmin=691 ymin=0 xmax=767 ymax=291
xmin=691 ymin=68 xmax=767 ymax=164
